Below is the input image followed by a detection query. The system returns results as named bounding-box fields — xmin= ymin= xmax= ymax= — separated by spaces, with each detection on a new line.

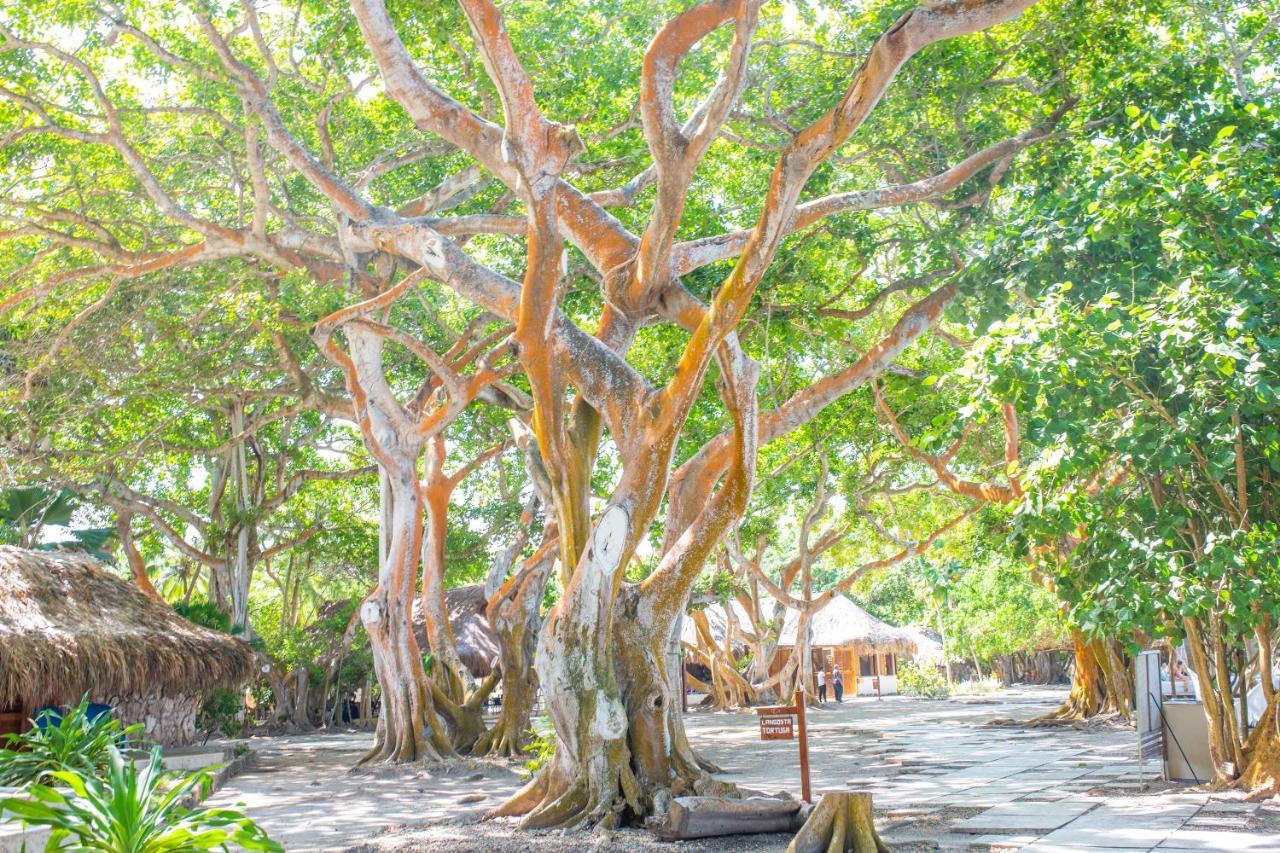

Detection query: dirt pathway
xmin=203 ymin=733 xmax=523 ymax=851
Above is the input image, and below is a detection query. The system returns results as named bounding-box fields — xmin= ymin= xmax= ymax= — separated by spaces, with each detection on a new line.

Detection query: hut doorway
xmin=0 ymin=699 xmax=26 ymax=737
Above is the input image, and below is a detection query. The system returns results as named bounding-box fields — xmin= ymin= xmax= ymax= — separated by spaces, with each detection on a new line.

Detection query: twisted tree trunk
xmin=359 ymin=460 xmax=452 ymax=764
xmin=476 ymin=540 xmax=557 ymax=757
xmin=1037 ymin=632 xmax=1127 ymax=722
xmin=420 ymin=433 xmax=481 ymax=710
xmin=494 ymin=507 xmax=642 ymax=828
xmin=1240 ymin=690 xmax=1280 ymax=799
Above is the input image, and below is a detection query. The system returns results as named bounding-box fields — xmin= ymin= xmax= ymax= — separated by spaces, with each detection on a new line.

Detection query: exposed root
xmin=693 ymin=751 xmax=725 ymax=775
xmin=522 ymin=776 xmax=591 ymax=829
xmin=489 ymin=769 xmax=549 ymax=818
xmin=472 ymin=718 xmax=529 ymax=759
xmin=1239 ymin=693 xmax=1280 ymax=800
xmin=1033 ymin=634 xmax=1132 ymax=724
xmin=988 ymin=711 xmax=1129 ymax=731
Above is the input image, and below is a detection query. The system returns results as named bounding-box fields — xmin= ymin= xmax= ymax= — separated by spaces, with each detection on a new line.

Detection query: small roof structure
xmin=682 ymin=596 xmax=917 ymax=658
xmin=446 ymin=585 xmax=501 ymax=679
xmin=412 ymin=585 xmax=501 ymax=679
xmin=777 ymin=596 xmax=918 ymax=657
xmin=902 ymin=625 xmax=945 ymax=665
xmin=0 ymin=546 xmax=254 ymax=708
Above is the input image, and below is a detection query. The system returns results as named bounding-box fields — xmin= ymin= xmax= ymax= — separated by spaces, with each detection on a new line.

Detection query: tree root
xmin=472 ymin=719 xmax=528 ymax=759
xmin=987 ymin=711 xmax=1127 ymax=730
xmin=787 ymin=791 xmax=889 ymax=853
xmin=1239 ymin=695 xmax=1280 ymax=801
xmin=489 ymin=770 xmax=549 ymax=819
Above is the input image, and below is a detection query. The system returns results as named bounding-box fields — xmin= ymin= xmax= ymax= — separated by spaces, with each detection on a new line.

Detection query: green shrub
xmin=197 ymin=688 xmax=244 ymax=739
xmin=0 ymin=745 xmax=281 ymax=851
xmin=0 ymin=698 xmax=143 ymax=786
xmin=897 ymin=661 xmax=949 ymax=698
xmin=519 ymin=716 xmax=556 ymax=780
xmin=172 ymin=601 xmax=231 ymax=633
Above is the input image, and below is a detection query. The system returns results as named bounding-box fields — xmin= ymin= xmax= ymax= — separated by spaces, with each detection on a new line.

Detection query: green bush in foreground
xmin=0 ymin=699 xmax=144 ymax=787
xmin=897 ymin=662 xmax=949 ymax=699
xmin=519 ymin=716 xmax=556 ymax=780
xmin=0 ymin=745 xmax=281 ymax=851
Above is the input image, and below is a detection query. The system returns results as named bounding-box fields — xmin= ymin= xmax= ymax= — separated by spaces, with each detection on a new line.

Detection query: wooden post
xmin=795 ymin=689 xmax=811 ymax=803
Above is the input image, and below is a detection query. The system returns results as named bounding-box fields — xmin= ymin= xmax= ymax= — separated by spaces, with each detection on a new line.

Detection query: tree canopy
xmin=2 ymin=0 xmax=1279 ymax=820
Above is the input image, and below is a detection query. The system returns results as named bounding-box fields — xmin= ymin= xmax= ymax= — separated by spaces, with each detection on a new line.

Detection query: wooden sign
xmin=752 ymin=690 xmax=812 ymax=802
xmin=758 ymin=713 xmax=794 ymax=740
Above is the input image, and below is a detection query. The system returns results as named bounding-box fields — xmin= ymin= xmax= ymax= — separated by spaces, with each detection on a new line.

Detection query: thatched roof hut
xmin=0 ymin=546 xmax=253 ymax=744
xmin=446 ymin=585 xmax=500 ymax=679
xmin=681 ymin=596 xmax=918 ymax=658
xmin=411 ymin=585 xmax=501 ymax=679
xmin=777 ymin=596 xmax=918 ymax=657
xmin=902 ymin=625 xmax=945 ymax=666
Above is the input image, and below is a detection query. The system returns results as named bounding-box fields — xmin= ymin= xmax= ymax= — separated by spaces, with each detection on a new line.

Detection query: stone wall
xmin=108 ymin=693 xmax=201 ymax=746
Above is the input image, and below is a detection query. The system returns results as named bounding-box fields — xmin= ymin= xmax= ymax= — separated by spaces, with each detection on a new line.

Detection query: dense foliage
xmin=0 ymin=747 xmax=281 ymax=852
xmin=0 ymin=0 xmax=1277 ymax=807
xmin=0 ymin=699 xmax=143 ymax=787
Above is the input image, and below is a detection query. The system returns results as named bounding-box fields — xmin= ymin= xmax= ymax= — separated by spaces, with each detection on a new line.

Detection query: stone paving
xmin=193 ymin=686 xmax=1278 ymax=851
xmin=684 ymin=685 xmax=1280 ymax=851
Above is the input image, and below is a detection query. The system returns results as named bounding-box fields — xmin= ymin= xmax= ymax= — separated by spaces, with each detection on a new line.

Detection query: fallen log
xmin=787 ymin=791 xmax=889 ymax=853
xmin=655 ymin=795 xmax=803 ymax=840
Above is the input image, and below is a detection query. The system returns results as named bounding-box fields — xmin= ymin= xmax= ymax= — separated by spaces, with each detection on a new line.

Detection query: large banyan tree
xmin=1 ymin=0 xmax=1120 ymax=827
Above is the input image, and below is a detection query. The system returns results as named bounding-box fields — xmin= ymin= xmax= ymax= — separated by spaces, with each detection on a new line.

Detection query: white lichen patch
xmin=593 ymin=691 xmax=627 ymax=740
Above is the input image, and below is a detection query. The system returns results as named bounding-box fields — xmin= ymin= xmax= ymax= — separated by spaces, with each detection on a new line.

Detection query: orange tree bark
xmin=313 ymin=300 xmax=508 ymax=763
xmin=3 ymin=0 xmax=1048 ymax=806
xmin=475 ymin=539 xmax=558 ymax=758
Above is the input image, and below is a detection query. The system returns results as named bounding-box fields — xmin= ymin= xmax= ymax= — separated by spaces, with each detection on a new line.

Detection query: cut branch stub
xmin=787 ymin=791 xmax=889 ymax=853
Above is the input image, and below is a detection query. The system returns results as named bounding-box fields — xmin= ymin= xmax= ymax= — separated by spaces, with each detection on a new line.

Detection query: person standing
xmin=832 ymin=666 xmax=844 ymax=703
xmin=816 ymin=666 xmax=827 ymax=702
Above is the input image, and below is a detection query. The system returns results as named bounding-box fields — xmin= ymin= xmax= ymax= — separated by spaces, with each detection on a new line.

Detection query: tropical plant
xmin=196 ymin=689 xmax=244 ymax=741
xmin=0 ymin=699 xmax=142 ymax=787
xmin=0 ymin=746 xmax=282 ymax=852
xmin=0 ymin=487 xmax=114 ymax=557
xmin=897 ymin=662 xmax=949 ymax=699
xmin=172 ymin=601 xmax=233 ymax=634
xmin=518 ymin=716 xmax=557 ymax=781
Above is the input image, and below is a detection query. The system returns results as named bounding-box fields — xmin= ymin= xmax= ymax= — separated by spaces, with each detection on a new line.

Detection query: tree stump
xmin=787 ymin=791 xmax=889 ymax=853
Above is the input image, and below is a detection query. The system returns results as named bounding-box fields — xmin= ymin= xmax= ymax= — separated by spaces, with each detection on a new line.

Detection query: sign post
xmin=754 ymin=690 xmax=812 ymax=802
xmin=795 ymin=690 xmax=811 ymax=803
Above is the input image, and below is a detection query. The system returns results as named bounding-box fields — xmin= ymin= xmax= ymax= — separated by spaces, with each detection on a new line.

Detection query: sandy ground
xmin=204 ymin=687 xmax=1279 ymax=852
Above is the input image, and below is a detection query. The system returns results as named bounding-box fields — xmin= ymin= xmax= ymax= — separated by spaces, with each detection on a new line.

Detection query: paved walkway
xmin=685 ymin=686 xmax=1279 ymax=851
xmin=202 ymin=733 xmax=523 ymax=851
xmin=203 ymin=687 xmax=1278 ymax=851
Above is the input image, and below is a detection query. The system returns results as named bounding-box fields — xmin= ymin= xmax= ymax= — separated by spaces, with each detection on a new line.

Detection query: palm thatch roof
xmin=683 ymin=596 xmax=917 ymax=658
xmin=446 ymin=585 xmax=501 ymax=679
xmin=411 ymin=585 xmax=501 ymax=679
xmin=777 ymin=596 xmax=918 ymax=657
xmin=679 ymin=600 xmax=753 ymax=648
xmin=903 ymin=625 xmax=945 ymax=665
xmin=0 ymin=546 xmax=254 ymax=707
